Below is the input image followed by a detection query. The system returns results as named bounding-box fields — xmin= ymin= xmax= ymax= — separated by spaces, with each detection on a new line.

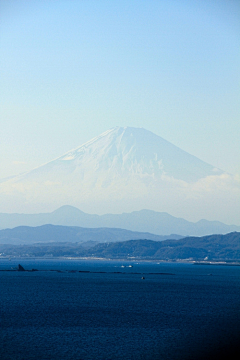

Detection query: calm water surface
xmin=0 ymin=259 xmax=240 ymax=360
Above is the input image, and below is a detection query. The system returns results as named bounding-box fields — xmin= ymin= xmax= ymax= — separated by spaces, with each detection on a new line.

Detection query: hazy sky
xmin=1 ymin=0 xmax=239 ymax=179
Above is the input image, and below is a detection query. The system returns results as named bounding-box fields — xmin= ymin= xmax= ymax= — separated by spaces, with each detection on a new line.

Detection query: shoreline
xmin=0 ymin=256 xmax=240 ymax=266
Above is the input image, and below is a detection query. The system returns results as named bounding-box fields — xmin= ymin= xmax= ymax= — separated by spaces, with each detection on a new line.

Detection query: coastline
xmin=0 ymin=256 xmax=240 ymax=266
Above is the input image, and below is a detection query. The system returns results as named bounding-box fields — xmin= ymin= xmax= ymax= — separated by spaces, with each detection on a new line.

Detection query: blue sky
xmin=1 ymin=0 xmax=239 ymax=179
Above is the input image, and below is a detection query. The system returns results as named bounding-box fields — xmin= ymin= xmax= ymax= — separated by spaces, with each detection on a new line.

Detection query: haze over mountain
xmin=0 ymin=205 xmax=239 ymax=236
xmin=0 ymin=127 xmax=239 ymax=224
xmin=0 ymin=224 xmax=180 ymax=245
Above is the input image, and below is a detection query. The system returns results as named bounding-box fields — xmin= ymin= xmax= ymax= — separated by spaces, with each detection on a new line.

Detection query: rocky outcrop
xmin=17 ymin=264 xmax=25 ymax=271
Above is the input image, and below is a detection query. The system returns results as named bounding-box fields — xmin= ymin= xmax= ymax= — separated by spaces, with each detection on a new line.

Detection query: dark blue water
xmin=1 ymin=259 xmax=240 ymax=360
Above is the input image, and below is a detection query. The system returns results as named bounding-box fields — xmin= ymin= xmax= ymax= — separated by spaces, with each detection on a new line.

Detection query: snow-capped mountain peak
xmin=25 ymin=126 xmax=221 ymax=183
xmin=1 ymin=126 xmax=237 ymax=223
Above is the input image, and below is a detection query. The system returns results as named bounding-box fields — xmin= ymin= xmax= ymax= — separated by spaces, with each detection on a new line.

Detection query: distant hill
xmin=1 ymin=232 xmax=239 ymax=261
xmin=0 ymin=224 xmax=182 ymax=245
xmin=0 ymin=205 xmax=239 ymax=236
xmin=85 ymin=232 xmax=240 ymax=261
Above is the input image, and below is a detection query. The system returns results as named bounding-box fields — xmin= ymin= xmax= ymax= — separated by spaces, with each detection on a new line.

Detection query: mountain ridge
xmin=0 ymin=205 xmax=239 ymax=236
xmin=0 ymin=223 xmax=182 ymax=245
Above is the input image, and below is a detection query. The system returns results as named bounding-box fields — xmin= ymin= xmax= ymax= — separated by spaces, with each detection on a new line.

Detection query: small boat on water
xmin=141 ymin=276 xmax=145 ymax=280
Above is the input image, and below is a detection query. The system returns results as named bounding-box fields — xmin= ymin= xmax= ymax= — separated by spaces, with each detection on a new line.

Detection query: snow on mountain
xmin=13 ymin=126 xmax=221 ymax=182
xmin=0 ymin=127 xmax=239 ymax=223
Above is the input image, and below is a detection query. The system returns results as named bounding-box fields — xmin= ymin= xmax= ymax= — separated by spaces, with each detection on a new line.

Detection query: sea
xmin=0 ymin=258 xmax=239 ymax=360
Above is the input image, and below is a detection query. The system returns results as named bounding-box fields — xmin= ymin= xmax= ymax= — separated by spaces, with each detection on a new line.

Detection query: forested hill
xmin=85 ymin=232 xmax=240 ymax=260
xmin=0 ymin=232 xmax=239 ymax=261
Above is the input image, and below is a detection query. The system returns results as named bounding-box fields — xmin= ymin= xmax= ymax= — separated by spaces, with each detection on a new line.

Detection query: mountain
xmin=7 ymin=126 xmax=222 ymax=183
xmin=0 ymin=205 xmax=239 ymax=236
xmin=1 ymin=126 xmax=239 ymax=224
xmin=0 ymin=224 xmax=182 ymax=245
